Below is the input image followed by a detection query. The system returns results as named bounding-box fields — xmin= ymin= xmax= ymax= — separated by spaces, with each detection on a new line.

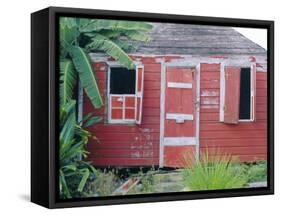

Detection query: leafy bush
xmin=127 ymin=167 xmax=159 ymax=194
xmin=182 ymin=151 xmax=248 ymax=191
xmin=246 ymin=161 xmax=267 ymax=182
xmin=59 ymin=100 xmax=102 ymax=199
xmin=138 ymin=168 xmax=157 ymax=193
xmin=83 ymin=169 xmax=120 ymax=197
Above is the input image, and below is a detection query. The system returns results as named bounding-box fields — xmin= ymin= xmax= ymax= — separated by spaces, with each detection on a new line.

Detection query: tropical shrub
xmin=182 ymin=151 xmax=248 ymax=191
xmin=58 ymin=17 xmax=153 ymax=198
xmin=59 ymin=100 xmax=102 ymax=198
xmin=84 ymin=169 xmax=120 ymax=197
xmin=127 ymin=167 xmax=159 ymax=194
xmin=245 ymin=161 xmax=267 ymax=183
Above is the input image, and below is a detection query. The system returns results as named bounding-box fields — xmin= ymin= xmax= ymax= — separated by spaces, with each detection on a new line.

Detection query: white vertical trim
xmin=134 ymin=65 xmax=138 ymax=121
xmin=107 ymin=67 xmax=111 ymax=122
xmin=219 ymin=63 xmax=225 ymax=122
xmin=135 ymin=65 xmax=144 ymax=124
xmin=195 ymin=64 xmax=201 ymax=161
xmin=250 ymin=63 xmax=255 ymax=121
xmin=159 ymin=61 xmax=166 ymax=168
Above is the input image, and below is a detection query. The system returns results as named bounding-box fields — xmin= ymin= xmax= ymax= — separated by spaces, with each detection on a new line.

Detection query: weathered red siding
xmin=84 ymin=57 xmax=267 ymax=167
xmin=199 ymin=63 xmax=267 ymax=162
xmin=84 ymin=57 xmax=161 ymax=167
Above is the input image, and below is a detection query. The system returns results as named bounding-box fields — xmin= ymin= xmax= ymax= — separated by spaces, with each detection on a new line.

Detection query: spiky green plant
xmin=59 ymin=100 xmax=102 ymax=199
xmin=182 ymin=150 xmax=248 ymax=191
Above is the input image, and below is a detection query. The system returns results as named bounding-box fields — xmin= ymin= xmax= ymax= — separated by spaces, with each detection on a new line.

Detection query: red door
xmin=162 ymin=66 xmax=198 ymax=167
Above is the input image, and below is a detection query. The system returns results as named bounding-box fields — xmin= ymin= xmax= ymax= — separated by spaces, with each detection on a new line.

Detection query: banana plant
xmin=59 ymin=17 xmax=152 ymax=108
xmin=59 ymin=100 xmax=102 ymax=198
xmin=59 ymin=17 xmax=152 ymax=198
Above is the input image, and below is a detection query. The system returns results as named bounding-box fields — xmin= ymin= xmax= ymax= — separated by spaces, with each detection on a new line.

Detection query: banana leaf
xmin=80 ymin=19 xmax=152 ymax=32
xmin=85 ymin=33 xmax=134 ymax=69
xmin=59 ymin=60 xmax=76 ymax=106
xmin=69 ymin=46 xmax=103 ymax=108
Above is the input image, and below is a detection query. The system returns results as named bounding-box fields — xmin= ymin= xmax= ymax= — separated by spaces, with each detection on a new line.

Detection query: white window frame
xmin=107 ymin=63 xmax=142 ymax=124
xmin=220 ymin=62 xmax=256 ymax=123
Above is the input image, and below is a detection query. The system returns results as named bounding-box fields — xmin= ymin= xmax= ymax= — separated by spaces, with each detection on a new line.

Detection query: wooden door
xmin=162 ymin=65 xmax=198 ymax=167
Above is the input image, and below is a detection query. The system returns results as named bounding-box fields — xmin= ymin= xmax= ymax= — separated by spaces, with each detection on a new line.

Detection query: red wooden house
xmin=82 ymin=23 xmax=267 ymax=168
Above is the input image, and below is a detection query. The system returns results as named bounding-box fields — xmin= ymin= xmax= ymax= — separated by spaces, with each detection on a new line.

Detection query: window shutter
xmin=223 ymin=67 xmax=241 ymax=124
xmin=135 ymin=65 xmax=144 ymax=124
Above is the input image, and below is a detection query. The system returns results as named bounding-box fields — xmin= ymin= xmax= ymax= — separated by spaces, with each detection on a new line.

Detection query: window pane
xmin=239 ymin=68 xmax=251 ymax=119
xmin=110 ymin=67 xmax=136 ymax=94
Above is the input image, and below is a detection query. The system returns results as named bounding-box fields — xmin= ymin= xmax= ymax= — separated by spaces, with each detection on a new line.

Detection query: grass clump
xmin=182 ymin=150 xmax=248 ymax=191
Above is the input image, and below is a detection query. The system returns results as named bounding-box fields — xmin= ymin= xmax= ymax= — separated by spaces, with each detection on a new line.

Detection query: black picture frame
xmin=31 ymin=6 xmax=274 ymax=208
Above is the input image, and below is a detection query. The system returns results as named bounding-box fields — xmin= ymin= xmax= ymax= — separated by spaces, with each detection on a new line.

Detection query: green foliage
xmin=138 ymin=169 xmax=157 ymax=193
xmin=59 ymin=101 xmax=102 ymax=199
xmin=235 ymin=161 xmax=267 ymax=183
xmin=58 ymin=17 xmax=152 ymax=198
xmin=85 ymin=33 xmax=134 ymax=69
xmin=59 ymin=17 xmax=152 ymax=107
xmin=59 ymin=60 xmax=76 ymax=106
xmin=247 ymin=161 xmax=267 ymax=182
xmin=84 ymin=169 xmax=120 ymax=197
xmin=78 ymin=19 xmax=153 ymax=33
xmin=127 ymin=167 xmax=159 ymax=194
xmin=69 ymin=46 xmax=103 ymax=108
xmin=182 ymin=151 xmax=248 ymax=191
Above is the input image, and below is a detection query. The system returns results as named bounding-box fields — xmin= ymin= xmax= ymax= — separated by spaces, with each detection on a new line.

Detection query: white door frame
xmin=159 ymin=61 xmax=201 ymax=168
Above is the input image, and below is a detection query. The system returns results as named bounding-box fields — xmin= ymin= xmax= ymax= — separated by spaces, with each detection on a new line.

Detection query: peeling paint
xmin=201 ymin=105 xmax=220 ymax=109
xmin=201 ymin=97 xmax=219 ymax=105
xmin=201 ymin=90 xmax=219 ymax=97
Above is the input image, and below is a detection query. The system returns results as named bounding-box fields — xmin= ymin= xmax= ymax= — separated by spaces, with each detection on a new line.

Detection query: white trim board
xmin=159 ymin=61 xmax=166 ymax=168
xmin=166 ymin=113 xmax=194 ymax=121
xmin=219 ymin=63 xmax=226 ymax=122
xmin=167 ymin=82 xmax=192 ymax=89
xmin=163 ymin=137 xmax=197 ymax=146
xmin=195 ymin=63 xmax=201 ymax=160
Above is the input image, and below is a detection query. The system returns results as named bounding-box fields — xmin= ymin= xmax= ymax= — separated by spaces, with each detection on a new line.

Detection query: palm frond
xmin=111 ymin=39 xmax=137 ymax=52
xmin=60 ymin=17 xmax=79 ymax=47
xmin=85 ymin=33 xmax=134 ymax=69
xmin=59 ymin=100 xmax=76 ymax=157
xmin=80 ymin=19 xmax=153 ymax=33
xmin=123 ymin=30 xmax=151 ymax=42
xmin=69 ymin=46 xmax=103 ymax=109
xmin=60 ymin=60 xmax=76 ymax=106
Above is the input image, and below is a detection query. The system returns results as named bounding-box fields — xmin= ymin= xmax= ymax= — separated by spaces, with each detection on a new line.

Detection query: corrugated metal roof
xmin=132 ymin=23 xmax=267 ymax=55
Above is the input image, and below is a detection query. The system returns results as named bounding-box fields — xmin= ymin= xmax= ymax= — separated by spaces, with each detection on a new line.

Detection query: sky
xmin=233 ymin=27 xmax=267 ymax=50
